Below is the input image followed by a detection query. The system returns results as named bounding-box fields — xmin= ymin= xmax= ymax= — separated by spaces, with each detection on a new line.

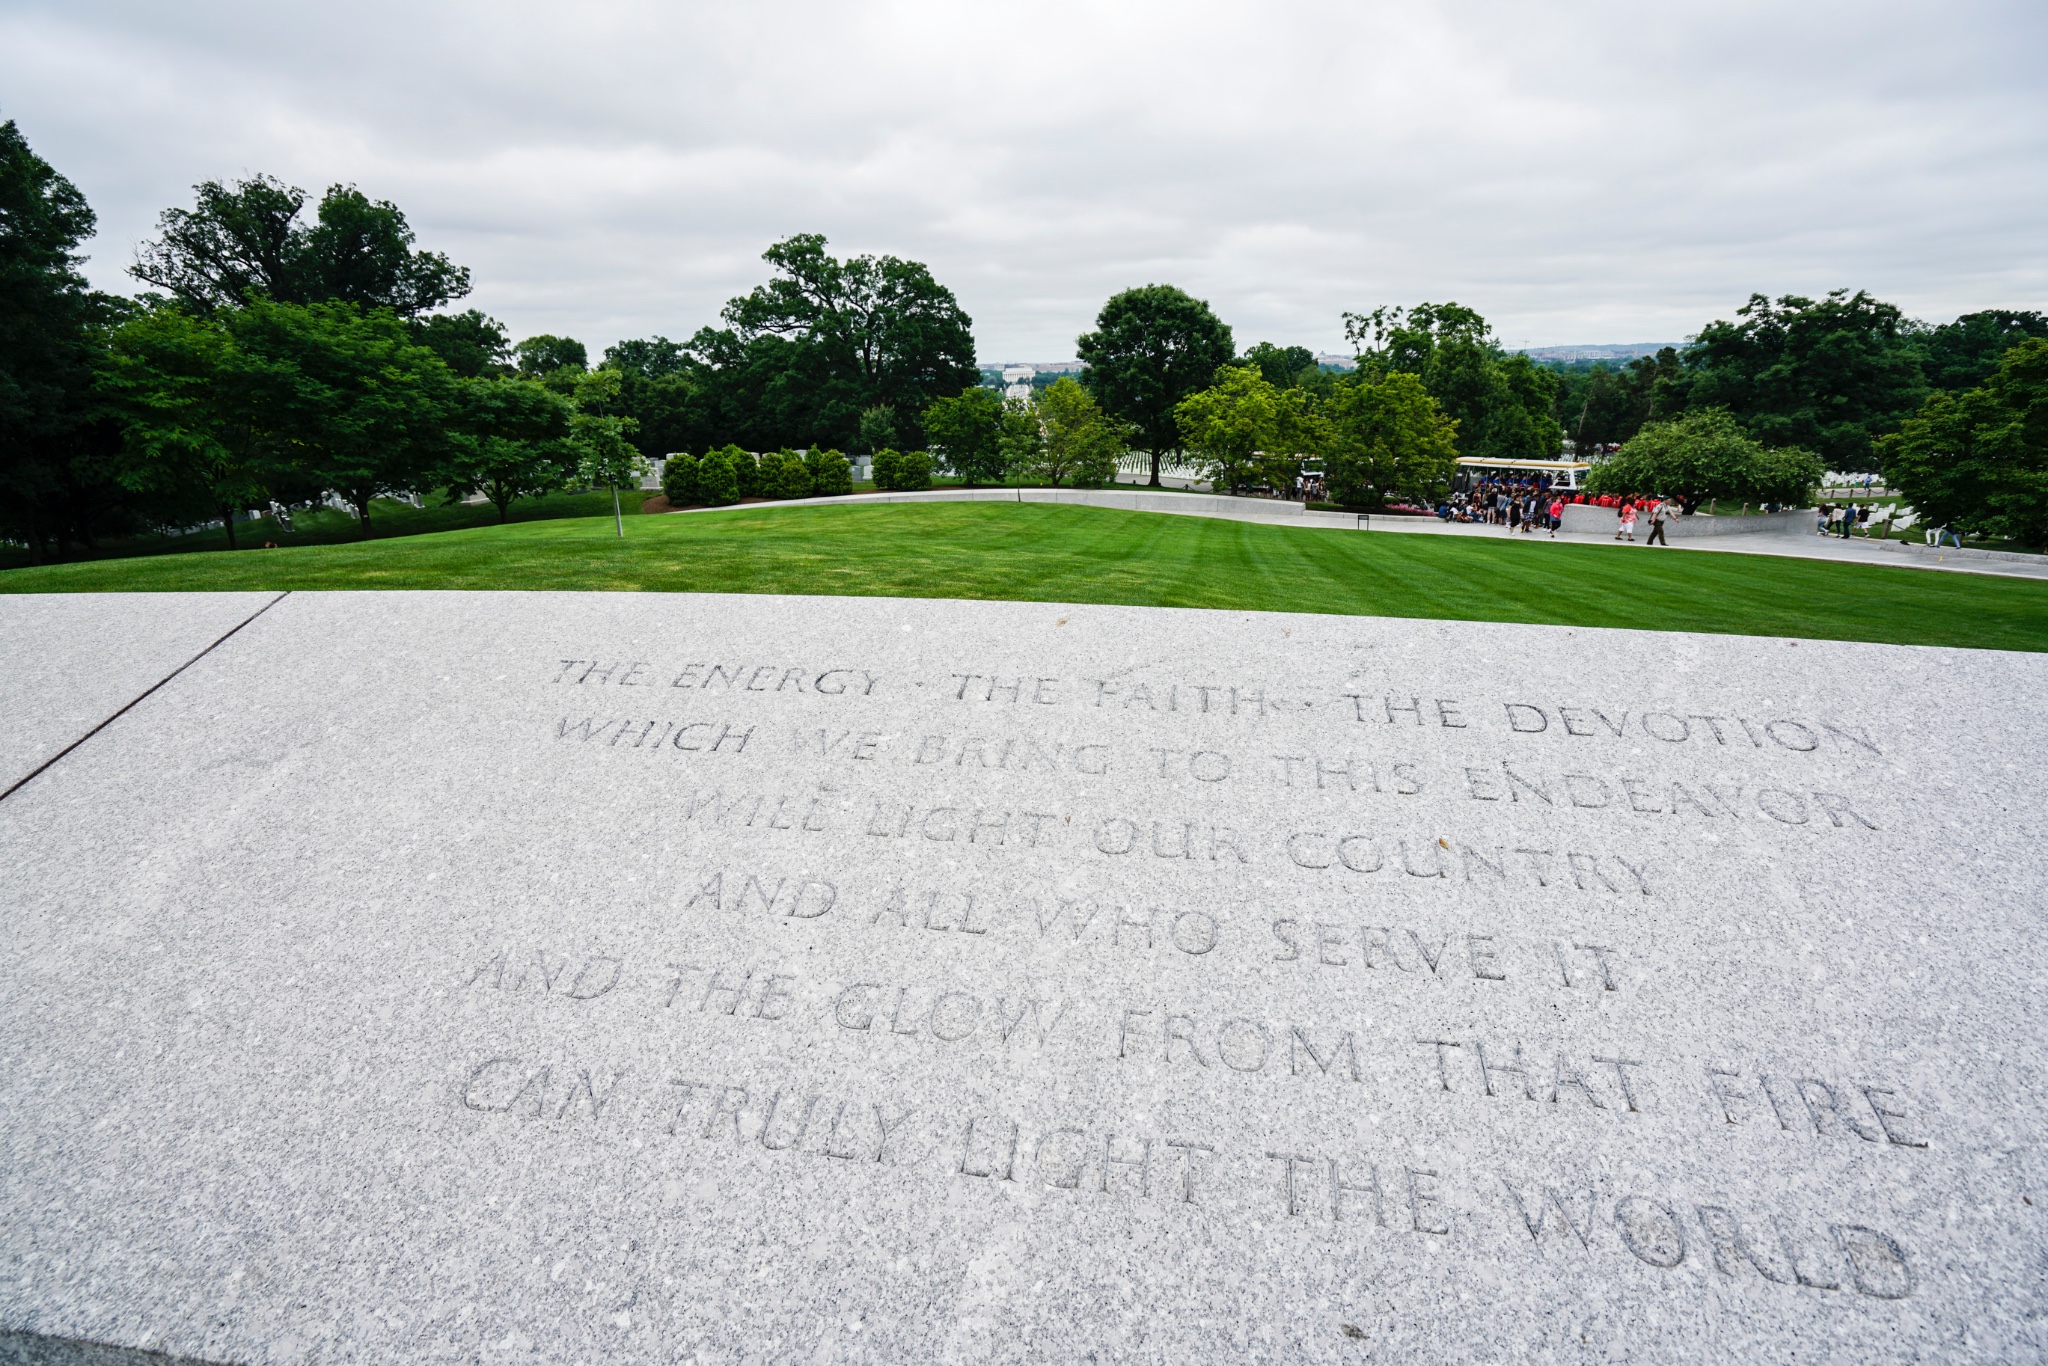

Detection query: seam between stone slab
xmin=0 ymin=591 xmax=290 ymax=804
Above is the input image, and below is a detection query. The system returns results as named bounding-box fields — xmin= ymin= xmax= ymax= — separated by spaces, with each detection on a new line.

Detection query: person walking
xmin=1616 ymin=500 xmax=1638 ymax=542
xmin=1646 ymin=498 xmax=1670 ymax=546
xmin=1548 ymin=496 xmax=1564 ymax=538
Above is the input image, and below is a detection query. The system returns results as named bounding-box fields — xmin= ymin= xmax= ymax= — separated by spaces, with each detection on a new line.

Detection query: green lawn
xmin=5 ymin=501 xmax=2045 ymax=652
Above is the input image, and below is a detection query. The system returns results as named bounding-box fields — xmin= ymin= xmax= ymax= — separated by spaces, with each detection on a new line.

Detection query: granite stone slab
xmin=0 ymin=592 xmax=280 ymax=795
xmin=0 ymin=590 xmax=2043 ymax=1363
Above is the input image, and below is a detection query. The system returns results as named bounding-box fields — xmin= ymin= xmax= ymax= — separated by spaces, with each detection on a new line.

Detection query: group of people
xmin=1437 ymin=477 xmax=1565 ymax=533
xmin=1817 ymin=502 xmax=1880 ymax=538
xmin=1435 ymin=477 xmax=1685 ymax=543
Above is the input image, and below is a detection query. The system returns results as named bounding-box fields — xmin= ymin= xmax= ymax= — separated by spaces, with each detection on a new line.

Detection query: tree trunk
xmin=355 ymin=494 xmax=374 ymax=539
xmin=221 ymin=504 xmax=239 ymax=551
xmin=1148 ymin=449 xmax=1163 ymax=487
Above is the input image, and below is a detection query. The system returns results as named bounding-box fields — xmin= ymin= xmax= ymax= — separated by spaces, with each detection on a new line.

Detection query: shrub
xmin=897 ymin=449 xmax=934 ymax=491
xmin=696 ymin=450 xmax=740 ymax=506
xmin=766 ymin=449 xmax=814 ymax=499
xmin=806 ymin=447 xmax=853 ymax=496
xmin=660 ymin=453 xmax=699 ymax=506
xmin=871 ymin=447 xmax=902 ymax=490
xmin=717 ymin=443 xmax=761 ymax=498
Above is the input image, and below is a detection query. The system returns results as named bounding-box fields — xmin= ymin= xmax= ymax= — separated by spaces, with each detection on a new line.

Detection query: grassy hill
xmin=5 ymin=501 xmax=2044 ymax=652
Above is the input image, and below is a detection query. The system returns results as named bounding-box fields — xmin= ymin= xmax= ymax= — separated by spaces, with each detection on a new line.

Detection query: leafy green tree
xmin=1175 ymin=366 xmax=1313 ymax=496
xmin=923 ymin=386 xmax=1007 ymax=484
xmin=709 ymin=234 xmax=978 ymax=451
xmin=131 ymin=176 xmax=470 ymax=318
xmin=515 ymin=334 xmax=588 ymax=377
xmin=0 ymin=118 xmax=143 ymax=561
xmin=1343 ymin=303 xmax=1558 ymax=462
xmin=96 ymin=304 xmax=267 ymax=546
xmin=1882 ymin=339 xmax=2048 ymax=546
xmin=226 ymin=297 xmax=457 ymax=536
xmin=856 ymin=404 xmax=897 ymax=454
xmin=1919 ymin=311 xmax=2048 ymax=393
xmin=415 ymin=310 xmax=511 ymax=378
xmin=1586 ymin=408 xmax=1822 ymax=506
xmin=604 ymin=336 xmax=686 ymax=378
xmin=1077 ymin=285 xmax=1235 ymax=485
xmin=1321 ymin=371 xmax=1459 ymax=509
xmin=566 ymin=368 xmax=644 ymax=533
xmin=805 ymin=447 xmax=853 ymax=496
xmin=1241 ymin=342 xmax=1316 ymax=389
xmin=999 ymin=395 xmax=1043 ymax=482
xmin=1669 ymin=290 xmax=1927 ymax=471
xmin=441 ymin=377 xmax=574 ymax=522
xmin=1033 ymin=376 xmax=1124 ymax=487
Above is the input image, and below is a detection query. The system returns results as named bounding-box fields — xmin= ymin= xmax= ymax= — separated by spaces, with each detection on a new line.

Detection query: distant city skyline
xmin=3 ymin=0 xmax=2039 ymax=359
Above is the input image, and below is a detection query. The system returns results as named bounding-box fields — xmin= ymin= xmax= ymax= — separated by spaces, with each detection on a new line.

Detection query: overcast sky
xmin=3 ymin=0 xmax=2043 ymax=362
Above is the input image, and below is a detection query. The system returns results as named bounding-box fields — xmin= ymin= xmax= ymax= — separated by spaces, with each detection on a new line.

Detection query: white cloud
xmin=3 ymin=0 xmax=2042 ymax=359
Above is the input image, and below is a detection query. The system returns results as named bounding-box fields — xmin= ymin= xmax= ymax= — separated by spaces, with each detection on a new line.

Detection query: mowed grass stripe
xmin=4 ymin=501 xmax=2044 ymax=652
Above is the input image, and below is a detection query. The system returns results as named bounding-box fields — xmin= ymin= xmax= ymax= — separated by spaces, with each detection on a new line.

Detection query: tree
xmin=716 ymin=233 xmax=978 ymax=450
xmin=96 ymin=304 xmax=267 ymax=546
xmin=604 ymin=336 xmax=686 ymax=378
xmin=1920 ymin=311 xmax=2048 ymax=393
xmin=1668 ymin=290 xmax=1928 ymax=471
xmin=1321 ymin=371 xmax=1459 ymax=509
xmin=923 ymin=386 xmax=1007 ymax=484
xmin=226 ymin=298 xmax=457 ymax=537
xmin=1077 ymin=285 xmax=1235 ymax=485
xmin=565 ymin=367 xmax=644 ymax=535
xmin=1242 ymin=342 xmax=1317 ymax=388
xmin=1175 ymin=366 xmax=1312 ymax=496
xmin=131 ymin=175 xmax=469 ymax=318
xmin=1882 ymin=339 xmax=2048 ymax=546
xmin=515 ymin=334 xmax=588 ymax=377
xmin=415 ymin=310 xmax=511 ymax=378
xmin=856 ymin=404 xmax=897 ymax=455
xmin=0 ymin=118 xmax=138 ymax=561
xmin=1586 ymin=408 xmax=1822 ymax=506
xmin=441 ymin=377 xmax=574 ymax=522
xmin=1033 ymin=376 xmax=1124 ymax=488
xmin=1343 ymin=303 xmax=1559 ymax=462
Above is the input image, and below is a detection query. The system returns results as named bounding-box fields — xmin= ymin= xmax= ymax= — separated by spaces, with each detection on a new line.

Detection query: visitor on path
xmin=1927 ymin=524 xmax=1963 ymax=549
xmin=1818 ymin=504 xmax=1833 ymax=535
xmin=1617 ymin=501 xmax=1638 ymax=541
xmin=1646 ymin=499 xmax=1669 ymax=546
xmin=1838 ymin=504 xmax=1856 ymax=538
xmin=1548 ymin=497 xmax=1564 ymax=537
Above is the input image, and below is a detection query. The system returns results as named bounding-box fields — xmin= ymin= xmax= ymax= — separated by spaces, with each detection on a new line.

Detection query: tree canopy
xmin=1343 ymin=303 xmax=1560 ymax=464
xmin=1077 ymin=284 xmax=1235 ymax=485
xmin=1320 ymin=370 xmax=1460 ymax=509
xmin=1919 ymin=310 xmax=2048 ymax=394
xmin=1174 ymin=365 xmax=1312 ymax=496
xmin=1661 ymin=290 xmax=1926 ymax=471
xmin=0 ymin=118 xmax=143 ymax=560
xmin=131 ymin=175 xmax=471 ymax=318
xmin=1585 ymin=408 xmax=1823 ymax=506
xmin=685 ymin=233 xmax=979 ymax=453
xmin=1882 ymin=339 xmax=2048 ymax=547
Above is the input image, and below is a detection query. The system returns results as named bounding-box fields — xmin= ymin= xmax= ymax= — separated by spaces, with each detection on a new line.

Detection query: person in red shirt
xmin=1548 ymin=496 xmax=1564 ymax=537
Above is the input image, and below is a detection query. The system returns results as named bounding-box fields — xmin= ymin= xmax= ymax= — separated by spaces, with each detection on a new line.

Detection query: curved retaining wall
xmin=669 ymin=486 xmax=1312 ymax=519
xmin=1558 ymin=505 xmax=1811 ymax=538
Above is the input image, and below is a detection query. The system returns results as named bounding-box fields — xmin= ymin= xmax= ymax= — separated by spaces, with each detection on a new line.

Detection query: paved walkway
xmin=666 ymin=486 xmax=2048 ymax=583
